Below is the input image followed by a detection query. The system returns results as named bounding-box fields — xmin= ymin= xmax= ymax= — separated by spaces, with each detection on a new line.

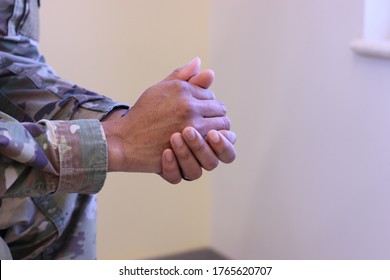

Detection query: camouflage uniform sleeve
xmin=0 ymin=0 xmax=130 ymax=124
xmin=0 ymin=111 xmax=107 ymax=198
xmin=0 ymin=1 xmax=119 ymax=260
xmin=0 ymin=0 xmax=124 ymax=197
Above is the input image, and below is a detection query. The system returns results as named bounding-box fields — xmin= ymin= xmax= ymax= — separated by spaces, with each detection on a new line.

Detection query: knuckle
xmin=170 ymin=82 xmax=197 ymax=120
xmin=223 ymin=116 xmax=231 ymax=130
xmin=220 ymin=102 xmax=227 ymax=114
xmin=192 ymin=139 xmax=207 ymax=153
xmin=171 ymin=68 xmax=182 ymax=78
xmin=192 ymin=122 xmax=206 ymax=137
xmin=179 ymin=102 xmax=197 ymax=121
xmin=171 ymin=79 xmax=188 ymax=93
xmin=178 ymin=148 xmax=193 ymax=162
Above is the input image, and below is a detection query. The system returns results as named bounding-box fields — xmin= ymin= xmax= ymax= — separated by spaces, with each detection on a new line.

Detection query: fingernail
xmin=165 ymin=150 xmax=174 ymax=162
xmin=209 ymin=130 xmax=220 ymax=143
xmin=185 ymin=128 xmax=196 ymax=141
xmin=172 ymin=135 xmax=184 ymax=148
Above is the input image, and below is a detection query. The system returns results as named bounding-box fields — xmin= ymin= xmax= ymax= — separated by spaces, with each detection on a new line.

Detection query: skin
xmin=102 ymin=58 xmax=236 ymax=182
xmin=161 ymin=60 xmax=237 ymax=183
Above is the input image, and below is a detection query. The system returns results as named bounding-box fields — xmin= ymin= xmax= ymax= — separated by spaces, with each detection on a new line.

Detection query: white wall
xmin=210 ymin=0 xmax=390 ymax=259
xmin=40 ymin=0 xmax=211 ymax=259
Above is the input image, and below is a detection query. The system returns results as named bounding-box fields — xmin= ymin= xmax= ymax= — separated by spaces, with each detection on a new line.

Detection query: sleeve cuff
xmin=45 ymin=119 xmax=108 ymax=194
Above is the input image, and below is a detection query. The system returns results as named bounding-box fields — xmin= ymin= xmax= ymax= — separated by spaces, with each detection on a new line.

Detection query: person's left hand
xmin=161 ymin=127 xmax=236 ymax=183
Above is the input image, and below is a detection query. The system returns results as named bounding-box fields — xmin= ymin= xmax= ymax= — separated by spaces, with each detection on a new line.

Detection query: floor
xmin=152 ymin=248 xmax=229 ymax=260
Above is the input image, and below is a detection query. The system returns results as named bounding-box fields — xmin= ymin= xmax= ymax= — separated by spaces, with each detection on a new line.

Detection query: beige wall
xmin=39 ymin=0 xmax=390 ymax=260
xmin=40 ymin=0 xmax=211 ymax=259
xmin=210 ymin=0 xmax=390 ymax=259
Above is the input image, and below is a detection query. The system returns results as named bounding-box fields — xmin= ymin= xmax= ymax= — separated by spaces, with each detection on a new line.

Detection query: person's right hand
xmin=101 ymin=59 xmax=230 ymax=174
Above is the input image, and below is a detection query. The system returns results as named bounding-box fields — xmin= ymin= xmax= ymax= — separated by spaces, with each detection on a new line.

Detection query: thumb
xmin=188 ymin=69 xmax=215 ymax=89
xmin=162 ymin=57 xmax=201 ymax=82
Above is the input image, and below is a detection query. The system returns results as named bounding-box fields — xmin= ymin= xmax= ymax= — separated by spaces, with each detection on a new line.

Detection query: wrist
xmin=102 ymin=120 xmax=125 ymax=172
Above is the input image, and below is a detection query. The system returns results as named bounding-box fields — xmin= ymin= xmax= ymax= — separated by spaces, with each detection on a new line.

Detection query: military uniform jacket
xmin=0 ymin=0 xmax=129 ymax=259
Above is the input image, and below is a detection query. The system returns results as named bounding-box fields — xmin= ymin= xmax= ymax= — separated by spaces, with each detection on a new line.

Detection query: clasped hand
xmin=102 ymin=58 xmax=236 ymax=183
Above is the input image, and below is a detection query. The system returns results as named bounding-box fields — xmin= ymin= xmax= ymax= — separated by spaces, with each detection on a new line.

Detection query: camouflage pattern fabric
xmin=0 ymin=0 xmax=129 ymax=259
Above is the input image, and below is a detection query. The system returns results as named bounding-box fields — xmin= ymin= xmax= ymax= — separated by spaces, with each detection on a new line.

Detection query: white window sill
xmin=351 ymin=39 xmax=390 ymax=59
